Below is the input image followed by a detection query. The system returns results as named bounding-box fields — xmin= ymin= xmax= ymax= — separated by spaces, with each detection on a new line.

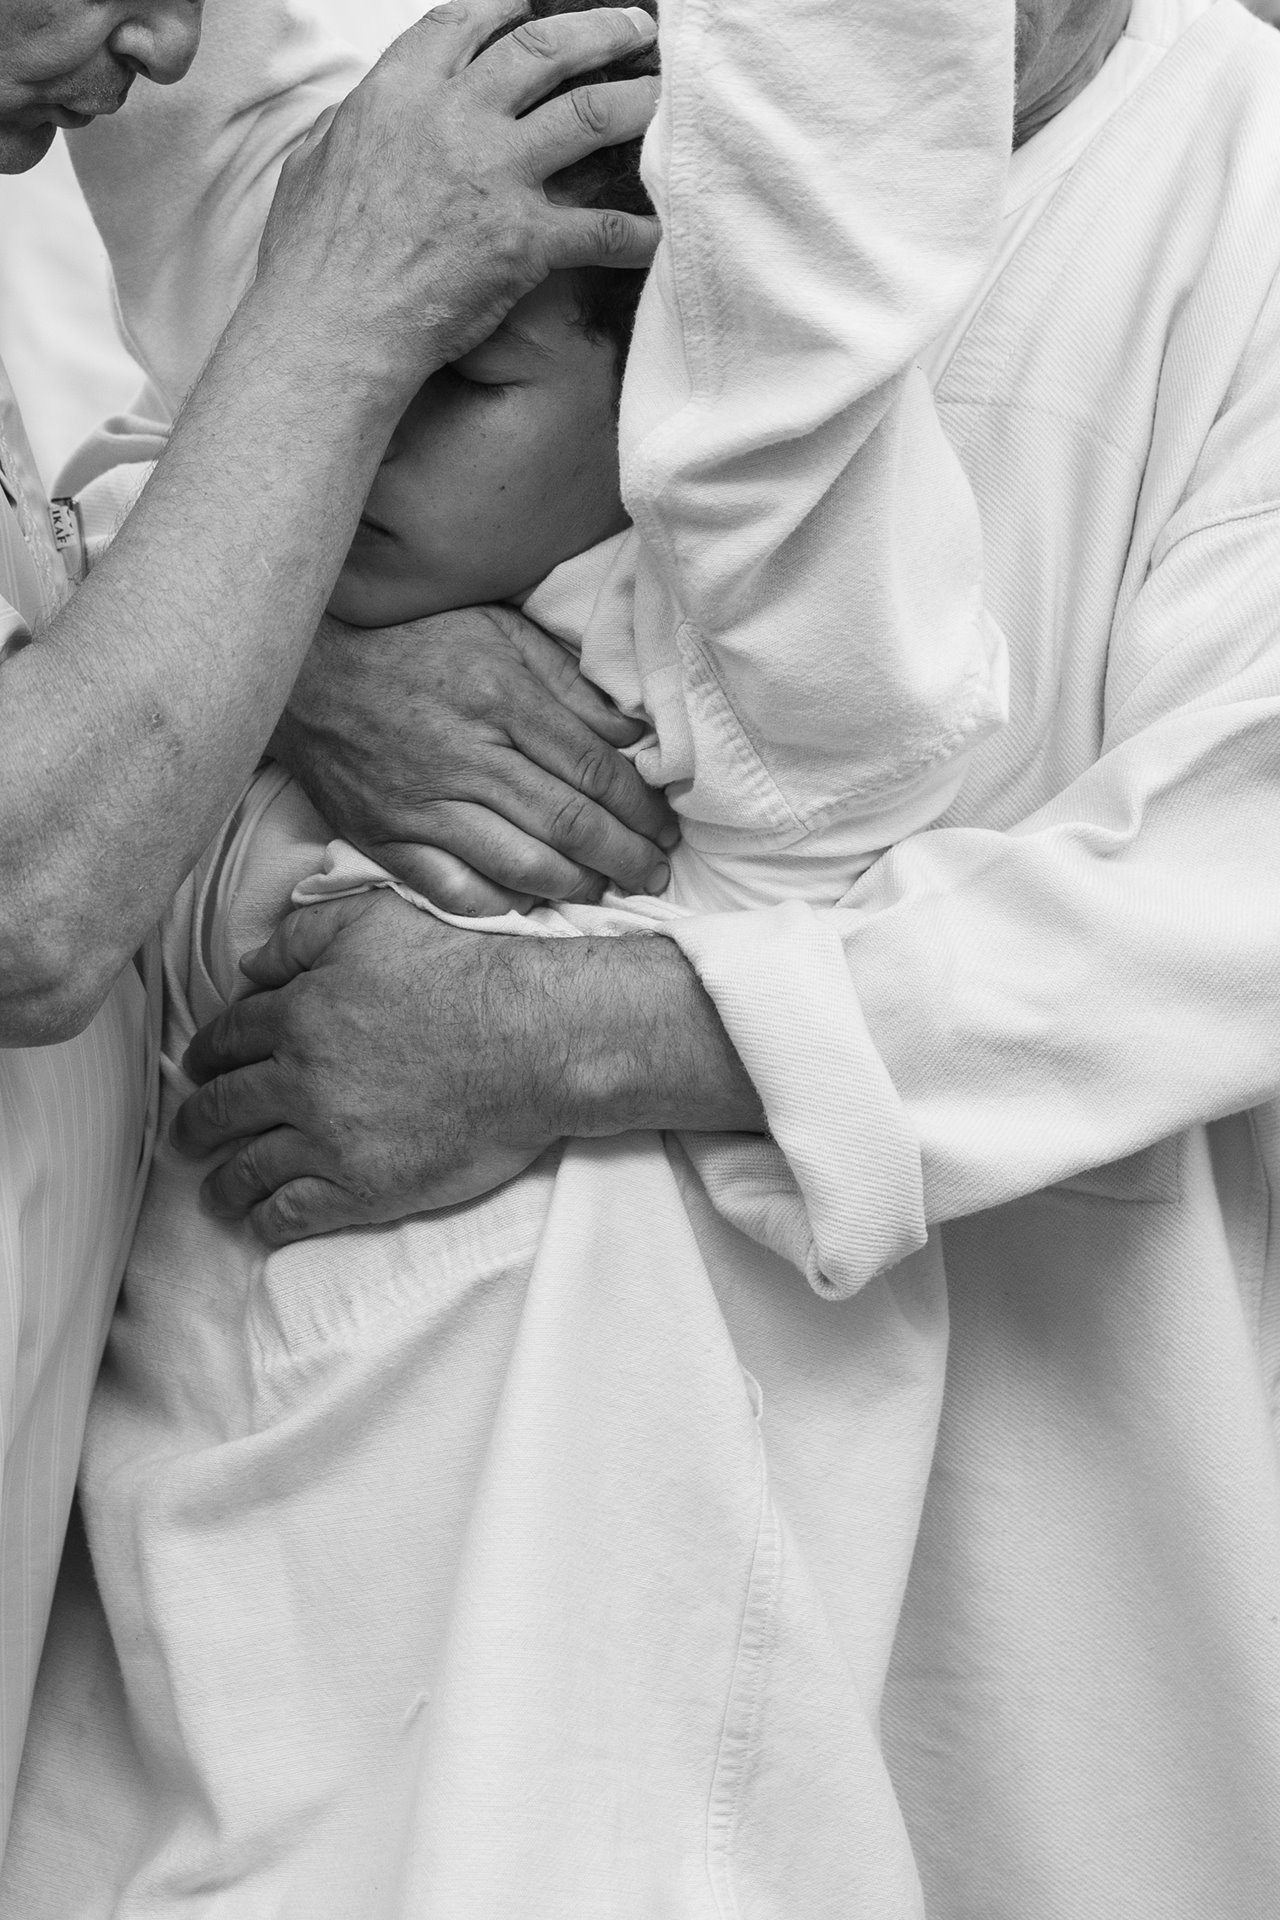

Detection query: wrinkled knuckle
xmin=263 ymin=1185 xmax=310 ymax=1242
xmin=568 ymin=84 xmax=610 ymax=138
xmin=565 ymin=868 xmax=607 ymax=905
xmin=548 ymin=790 xmax=593 ymax=849
xmin=206 ymin=1074 xmax=234 ymax=1136
xmin=235 ymin=1137 xmax=268 ymax=1192
xmin=509 ymin=19 xmax=558 ymax=61
xmin=343 ymin=1166 xmax=381 ymax=1212
xmin=464 ymin=657 xmax=510 ymax=712
xmin=409 ymin=801 xmax=462 ymax=849
xmin=571 ymin=740 xmax=616 ymax=801
xmin=594 ymin=210 xmax=632 ymax=259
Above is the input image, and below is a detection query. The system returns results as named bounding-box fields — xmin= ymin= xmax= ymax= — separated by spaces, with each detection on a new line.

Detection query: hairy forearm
xmin=526 ymin=933 xmax=766 ymax=1138
xmin=0 ymin=285 xmax=404 ymax=1043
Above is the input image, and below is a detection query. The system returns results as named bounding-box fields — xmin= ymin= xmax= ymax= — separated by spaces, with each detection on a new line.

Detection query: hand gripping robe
xmin=1 ymin=0 xmax=1011 ymax=1912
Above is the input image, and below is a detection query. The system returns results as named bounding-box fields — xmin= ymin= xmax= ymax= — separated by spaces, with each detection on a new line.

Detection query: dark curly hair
xmin=478 ymin=0 xmax=659 ymax=367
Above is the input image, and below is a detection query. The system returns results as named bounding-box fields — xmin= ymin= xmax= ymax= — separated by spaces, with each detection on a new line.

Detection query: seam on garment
xmin=676 ymin=608 xmax=1001 ymax=845
xmin=1246 ymin=1106 xmax=1280 ymax=1427
xmin=623 ymin=0 xmax=721 ymax=590
xmin=244 ymin=1212 xmax=548 ymax=1406
xmin=1241 ymin=1108 xmax=1271 ymax=1361
xmin=938 ymin=393 xmax=1150 ymax=475
xmin=1150 ymin=496 xmax=1280 ymax=559
xmin=1107 ymin=501 xmax=1280 ymax=735
xmin=675 ymin=618 xmax=805 ymax=836
xmin=934 ymin=19 xmax=1243 ymax=460
xmin=1045 ymin=1132 xmax=1183 ymax=1205
xmin=704 ymin=1424 xmax=781 ymax=1920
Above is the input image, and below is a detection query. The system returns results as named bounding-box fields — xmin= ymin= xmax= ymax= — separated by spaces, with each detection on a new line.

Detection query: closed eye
xmin=440 ymin=363 xmax=508 ymax=395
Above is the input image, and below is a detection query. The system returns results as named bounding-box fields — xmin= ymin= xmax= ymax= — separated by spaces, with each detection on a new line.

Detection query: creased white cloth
xmin=0 ymin=767 xmax=945 ymax=1916
xmin=661 ymin=4 xmax=1280 ymax=1914
xmin=1 ymin=0 xmax=1015 ymax=1907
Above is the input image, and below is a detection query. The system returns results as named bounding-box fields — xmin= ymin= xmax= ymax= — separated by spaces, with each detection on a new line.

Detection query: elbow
xmin=0 ymin=918 xmax=120 ymax=1048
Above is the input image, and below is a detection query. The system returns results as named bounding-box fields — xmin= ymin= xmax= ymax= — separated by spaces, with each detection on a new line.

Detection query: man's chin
xmin=0 ymin=122 xmax=57 ymax=173
xmin=326 ymin=564 xmax=450 ymax=633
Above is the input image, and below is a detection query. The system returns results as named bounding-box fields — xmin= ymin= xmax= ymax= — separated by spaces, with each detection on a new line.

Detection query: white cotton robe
xmin=653 ymin=2 xmax=1280 ymax=1913
xmin=1 ymin=0 xmax=1014 ymax=1913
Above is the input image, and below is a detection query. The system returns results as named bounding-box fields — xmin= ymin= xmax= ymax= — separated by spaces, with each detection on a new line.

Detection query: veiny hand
xmin=174 ymin=886 xmax=764 ymax=1245
xmin=174 ymin=891 xmax=569 ymax=1244
xmin=273 ymin=605 xmax=678 ymax=915
xmin=256 ymin=0 xmax=661 ymax=393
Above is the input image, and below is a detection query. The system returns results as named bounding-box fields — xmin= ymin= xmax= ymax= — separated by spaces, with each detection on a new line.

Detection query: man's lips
xmin=354 ymin=513 xmax=396 ymax=542
xmin=43 ymin=81 xmax=132 ymax=129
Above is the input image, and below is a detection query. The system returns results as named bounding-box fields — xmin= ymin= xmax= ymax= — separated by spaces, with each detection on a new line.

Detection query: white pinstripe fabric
xmin=0 ymin=355 xmax=157 ymax=1843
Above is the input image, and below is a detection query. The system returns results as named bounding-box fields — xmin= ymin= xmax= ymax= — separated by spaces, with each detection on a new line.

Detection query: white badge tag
xmin=50 ymin=496 xmax=86 ymax=584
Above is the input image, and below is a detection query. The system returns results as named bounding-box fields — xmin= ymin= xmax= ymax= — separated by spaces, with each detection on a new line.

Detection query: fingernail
xmin=657 ymin=822 xmax=680 ymax=851
xmin=621 ymin=6 xmax=657 ymax=35
xmin=644 ymin=862 xmax=670 ymax=895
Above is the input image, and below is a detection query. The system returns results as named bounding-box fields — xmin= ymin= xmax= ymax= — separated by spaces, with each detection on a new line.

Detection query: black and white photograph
xmin=2 ymin=1 xmax=1280 ymax=1913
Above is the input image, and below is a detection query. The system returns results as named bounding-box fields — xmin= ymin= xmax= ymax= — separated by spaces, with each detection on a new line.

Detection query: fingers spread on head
xmin=522 ymin=73 xmax=660 ymax=178
xmin=471 ymin=6 xmax=656 ymax=116
xmin=391 ymin=0 xmax=531 ymax=80
xmin=541 ymin=202 xmax=659 ymax=272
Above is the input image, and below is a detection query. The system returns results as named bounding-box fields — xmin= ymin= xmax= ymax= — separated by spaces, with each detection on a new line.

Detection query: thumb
xmin=238 ymin=894 xmax=375 ymax=988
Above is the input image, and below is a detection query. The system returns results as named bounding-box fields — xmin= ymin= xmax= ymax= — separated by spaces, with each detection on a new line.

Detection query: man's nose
xmin=109 ymin=2 xmax=203 ymax=87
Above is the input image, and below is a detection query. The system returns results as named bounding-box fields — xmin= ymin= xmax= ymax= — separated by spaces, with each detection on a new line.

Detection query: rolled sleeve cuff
xmin=662 ymin=900 xmax=926 ymax=1299
xmin=75 ymin=462 xmax=155 ymax=567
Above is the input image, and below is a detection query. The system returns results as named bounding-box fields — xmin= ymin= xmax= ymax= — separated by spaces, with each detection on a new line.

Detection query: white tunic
xmin=1 ymin=0 xmax=1015 ymax=1910
xmin=18 ymin=1 xmax=1280 ymax=1914
xmin=664 ymin=2 xmax=1280 ymax=1911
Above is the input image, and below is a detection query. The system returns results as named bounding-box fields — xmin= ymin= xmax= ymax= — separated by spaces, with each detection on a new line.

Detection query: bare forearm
xmin=0 ymin=286 xmax=403 ymax=1042
xmin=525 ymin=933 xmax=766 ymax=1138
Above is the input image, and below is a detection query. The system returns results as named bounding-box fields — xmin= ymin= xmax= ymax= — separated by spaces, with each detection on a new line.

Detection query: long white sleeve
xmin=664 ymin=4 xmax=1280 ymax=1291
xmin=610 ymin=0 xmax=1012 ymax=903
